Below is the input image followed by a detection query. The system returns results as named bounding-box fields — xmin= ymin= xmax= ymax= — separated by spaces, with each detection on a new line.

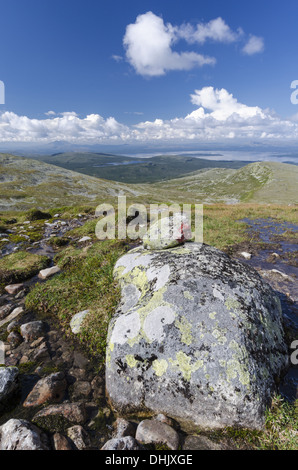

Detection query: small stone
xmin=19 ymin=355 xmax=29 ymax=364
xmin=143 ymin=214 xmax=192 ymax=250
xmin=31 ymin=345 xmax=51 ymax=362
xmin=101 ymin=436 xmax=142 ymax=451
xmin=70 ymin=310 xmax=90 ymax=334
xmin=154 ymin=414 xmax=177 ymax=428
xmin=23 ymin=372 xmax=67 ymax=407
xmin=4 ymin=284 xmax=24 ymax=295
xmin=7 ymin=320 xmax=19 ymax=333
xmin=15 ymin=289 xmax=27 ymax=300
xmin=0 ymin=307 xmax=23 ymax=328
xmin=33 ymin=403 xmax=87 ymax=427
xmin=52 ymin=433 xmax=73 ymax=450
xmin=30 ymin=337 xmax=45 ymax=348
xmin=20 ymin=321 xmax=47 ymax=343
xmin=114 ymin=418 xmax=136 ymax=438
xmin=78 ymin=236 xmax=92 ymax=243
xmin=0 ymin=419 xmax=50 ymax=450
xmin=71 ymin=381 xmax=92 ymax=401
xmin=7 ymin=332 xmax=23 ymax=348
xmin=67 ymin=425 xmax=91 ymax=450
xmin=271 ymin=269 xmax=294 ymax=281
xmin=0 ymin=367 xmax=19 ymax=404
xmin=240 ymin=252 xmax=252 ymax=260
xmin=0 ymin=304 xmax=13 ymax=320
xmin=136 ymin=419 xmax=180 ymax=450
xmin=38 ymin=266 xmax=61 ymax=280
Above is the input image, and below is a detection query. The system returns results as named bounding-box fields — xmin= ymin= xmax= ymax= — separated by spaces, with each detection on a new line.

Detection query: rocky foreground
xmin=0 ymin=211 xmax=297 ymax=450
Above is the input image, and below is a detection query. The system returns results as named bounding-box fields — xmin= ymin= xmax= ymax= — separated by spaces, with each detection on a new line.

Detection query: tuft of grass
xmin=206 ymin=395 xmax=297 ymax=450
xmin=26 ymin=208 xmax=52 ymax=221
xmin=0 ymin=251 xmax=50 ymax=292
xmin=260 ymin=395 xmax=298 ymax=450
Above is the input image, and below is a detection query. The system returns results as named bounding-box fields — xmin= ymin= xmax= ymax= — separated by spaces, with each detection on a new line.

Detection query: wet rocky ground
xmin=231 ymin=218 xmax=298 ymax=402
xmin=0 ymin=214 xmax=297 ymax=450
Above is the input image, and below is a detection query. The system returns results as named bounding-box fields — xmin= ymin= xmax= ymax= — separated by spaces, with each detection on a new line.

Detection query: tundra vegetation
xmin=0 ymin=154 xmax=297 ymax=450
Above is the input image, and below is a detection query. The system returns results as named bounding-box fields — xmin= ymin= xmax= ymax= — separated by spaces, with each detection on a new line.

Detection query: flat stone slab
xmin=78 ymin=236 xmax=92 ymax=243
xmin=4 ymin=284 xmax=24 ymax=295
xmin=0 ymin=307 xmax=23 ymax=328
xmin=38 ymin=266 xmax=61 ymax=279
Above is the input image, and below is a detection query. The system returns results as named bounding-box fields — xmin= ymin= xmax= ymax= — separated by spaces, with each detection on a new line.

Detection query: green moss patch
xmin=0 ymin=251 xmax=50 ymax=290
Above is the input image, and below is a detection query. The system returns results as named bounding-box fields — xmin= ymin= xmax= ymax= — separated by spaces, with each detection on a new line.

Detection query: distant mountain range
xmin=0 ymin=153 xmax=297 ymax=210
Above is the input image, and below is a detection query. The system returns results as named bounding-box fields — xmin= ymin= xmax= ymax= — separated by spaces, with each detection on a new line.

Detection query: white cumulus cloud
xmin=122 ymin=12 xmax=264 ymax=77
xmin=123 ymin=11 xmax=216 ymax=77
xmin=1 ymin=88 xmax=298 ymax=146
xmin=176 ymin=17 xmax=242 ymax=44
xmin=242 ymin=35 xmax=264 ymax=55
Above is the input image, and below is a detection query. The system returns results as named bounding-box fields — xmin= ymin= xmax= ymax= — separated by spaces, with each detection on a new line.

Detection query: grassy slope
xmin=150 ymin=161 xmax=298 ymax=204
xmin=0 ymin=153 xmax=144 ymax=210
xmin=1 ymin=154 xmax=298 ymax=210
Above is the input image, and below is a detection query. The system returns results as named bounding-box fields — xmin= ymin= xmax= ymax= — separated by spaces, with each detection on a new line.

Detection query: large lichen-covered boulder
xmin=106 ymin=243 xmax=288 ymax=431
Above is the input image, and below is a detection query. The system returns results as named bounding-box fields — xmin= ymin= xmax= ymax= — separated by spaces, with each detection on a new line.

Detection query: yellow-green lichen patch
xmin=170 ymin=245 xmax=192 ymax=255
xmin=152 ymin=359 xmax=168 ymax=377
xmin=212 ymin=327 xmax=227 ymax=345
xmin=209 ymin=311 xmax=217 ymax=320
xmin=106 ymin=342 xmax=113 ymax=366
xmin=225 ymin=297 xmax=241 ymax=312
xmin=124 ymin=267 xmax=149 ymax=298
xmin=126 ymin=355 xmax=138 ymax=368
xmin=175 ymin=316 xmax=193 ymax=346
xmin=226 ymin=359 xmax=250 ymax=387
xmin=183 ymin=291 xmax=194 ymax=301
xmin=169 ymin=351 xmax=203 ymax=381
xmin=226 ymin=340 xmax=251 ymax=387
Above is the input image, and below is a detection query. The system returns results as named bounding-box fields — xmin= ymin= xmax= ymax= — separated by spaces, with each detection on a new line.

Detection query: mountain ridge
xmin=0 ymin=153 xmax=297 ymax=210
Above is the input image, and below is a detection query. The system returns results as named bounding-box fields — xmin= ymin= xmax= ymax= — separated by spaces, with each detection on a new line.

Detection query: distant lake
xmin=122 ymin=150 xmax=298 ymax=165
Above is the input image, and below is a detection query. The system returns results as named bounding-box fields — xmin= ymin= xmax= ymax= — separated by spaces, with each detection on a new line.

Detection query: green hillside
xmin=0 ymin=154 xmax=297 ymax=210
xmin=31 ymin=152 xmax=249 ymax=183
xmin=0 ymin=153 xmax=143 ymax=210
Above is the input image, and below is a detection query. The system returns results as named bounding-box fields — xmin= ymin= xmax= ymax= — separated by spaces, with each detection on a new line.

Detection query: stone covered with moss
xmin=106 ymin=243 xmax=288 ymax=431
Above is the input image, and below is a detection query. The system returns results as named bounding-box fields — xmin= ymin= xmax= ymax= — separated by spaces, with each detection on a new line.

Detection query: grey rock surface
xmin=20 ymin=321 xmax=46 ymax=342
xmin=106 ymin=243 xmax=288 ymax=431
xmin=0 ymin=367 xmax=19 ymax=404
xmin=101 ymin=436 xmax=142 ymax=450
xmin=136 ymin=419 xmax=180 ymax=450
xmin=0 ymin=419 xmax=49 ymax=450
xmin=182 ymin=434 xmax=222 ymax=450
xmin=23 ymin=372 xmax=67 ymax=407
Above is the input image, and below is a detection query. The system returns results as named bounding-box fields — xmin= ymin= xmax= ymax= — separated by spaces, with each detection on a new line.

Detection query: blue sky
xmin=0 ymin=0 xmax=298 ymax=148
